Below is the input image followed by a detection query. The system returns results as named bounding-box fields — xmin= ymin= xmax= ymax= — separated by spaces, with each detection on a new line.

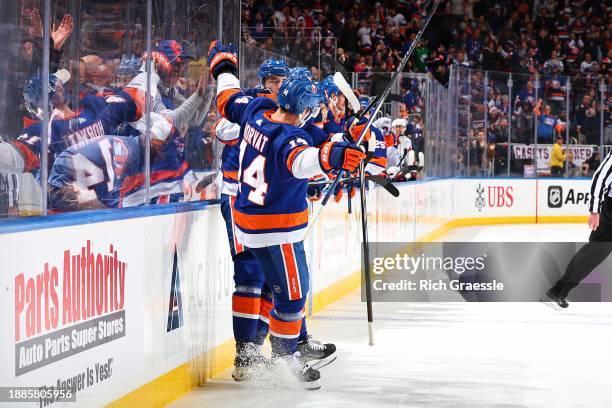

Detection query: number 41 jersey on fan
xmin=48 ymin=135 xmax=142 ymax=210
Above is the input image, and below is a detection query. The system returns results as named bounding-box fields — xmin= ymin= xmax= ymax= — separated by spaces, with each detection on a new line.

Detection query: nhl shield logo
xmin=475 ymin=183 xmax=486 ymax=212
xmin=548 ymin=186 xmax=563 ymax=208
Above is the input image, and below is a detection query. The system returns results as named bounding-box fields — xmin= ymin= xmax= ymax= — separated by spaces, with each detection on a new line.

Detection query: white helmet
xmin=391 ymin=118 xmax=407 ymax=128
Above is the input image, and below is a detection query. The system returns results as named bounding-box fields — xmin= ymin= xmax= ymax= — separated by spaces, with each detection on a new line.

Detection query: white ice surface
xmin=171 ymin=224 xmax=612 ymax=408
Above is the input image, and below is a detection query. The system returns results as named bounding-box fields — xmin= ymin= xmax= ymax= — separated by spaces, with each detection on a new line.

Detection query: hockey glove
xmin=318 ymin=141 xmax=366 ymax=173
xmin=207 ymin=41 xmax=238 ymax=79
xmin=307 ymin=183 xmax=324 ymax=201
xmin=343 ymin=116 xmax=371 ymax=144
xmin=333 ymin=180 xmax=357 ymax=203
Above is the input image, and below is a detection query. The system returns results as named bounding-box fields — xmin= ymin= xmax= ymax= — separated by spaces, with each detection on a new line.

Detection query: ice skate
xmin=540 ymin=289 xmax=569 ymax=310
xmin=273 ymin=352 xmax=322 ymax=390
xmin=232 ymin=342 xmax=269 ymax=381
xmin=297 ymin=335 xmax=337 ymax=370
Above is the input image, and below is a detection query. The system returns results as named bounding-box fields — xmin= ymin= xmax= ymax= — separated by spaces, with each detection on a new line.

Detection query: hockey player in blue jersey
xmin=357 ymin=97 xmax=388 ymax=177
xmin=215 ymin=57 xmax=289 ymax=381
xmin=216 ymin=60 xmax=337 ymax=380
xmin=321 ymin=75 xmax=348 ymax=135
xmin=209 ymin=41 xmax=366 ymax=388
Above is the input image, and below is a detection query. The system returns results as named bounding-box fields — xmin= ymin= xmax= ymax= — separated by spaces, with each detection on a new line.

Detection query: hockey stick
xmin=309 ymin=174 xmax=400 ymax=197
xmin=331 ymin=0 xmax=442 ymax=346
xmin=305 ymin=0 xmax=441 ymax=238
xmin=333 ymin=71 xmax=360 ymax=216
xmin=333 ymin=71 xmax=361 ymax=113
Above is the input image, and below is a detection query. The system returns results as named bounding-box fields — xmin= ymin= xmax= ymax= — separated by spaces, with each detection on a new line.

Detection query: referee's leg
xmin=550 ymin=198 xmax=612 ymax=299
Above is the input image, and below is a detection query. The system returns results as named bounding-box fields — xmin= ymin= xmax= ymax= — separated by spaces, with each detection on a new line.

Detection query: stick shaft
xmin=307 ymin=0 xmax=441 ymax=232
xmin=359 ymin=162 xmax=374 ymax=332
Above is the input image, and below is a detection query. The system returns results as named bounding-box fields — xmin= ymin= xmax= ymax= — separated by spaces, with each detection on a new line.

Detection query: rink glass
xmin=448 ymin=65 xmax=610 ymax=179
xmin=0 ymin=0 xmax=232 ymax=219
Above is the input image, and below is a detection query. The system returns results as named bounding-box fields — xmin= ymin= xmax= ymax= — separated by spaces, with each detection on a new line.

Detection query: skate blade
xmin=232 ymin=372 xmax=251 ymax=382
xmin=539 ymin=296 xmax=564 ymax=311
xmin=232 ymin=367 xmax=258 ymax=382
xmin=309 ymin=354 xmax=338 ymax=370
xmin=302 ymin=380 xmax=321 ymax=390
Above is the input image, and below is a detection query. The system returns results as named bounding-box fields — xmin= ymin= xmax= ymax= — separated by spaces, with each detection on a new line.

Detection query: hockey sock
xmin=232 ymin=292 xmax=261 ymax=343
xmin=269 ymin=309 xmax=303 ymax=356
xmin=298 ymin=315 xmax=308 ymax=342
xmin=255 ymin=292 xmax=273 ymax=345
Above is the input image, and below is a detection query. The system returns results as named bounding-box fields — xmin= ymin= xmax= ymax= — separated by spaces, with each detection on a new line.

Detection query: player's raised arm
xmin=275 ymin=79 xmax=366 ymax=180
xmin=207 ymin=41 xmax=251 ymax=124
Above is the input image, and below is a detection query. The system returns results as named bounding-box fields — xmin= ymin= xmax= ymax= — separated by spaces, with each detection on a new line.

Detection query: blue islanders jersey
xmin=301 ymin=118 xmax=329 ymax=148
xmin=49 ymin=135 xmax=142 ymax=209
xmin=119 ymin=130 xmax=190 ymax=207
xmin=217 ymin=88 xmax=274 ymax=196
xmin=217 ymin=88 xmax=314 ymax=248
xmin=49 ymin=129 xmax=189 ymax=209
xmin=322 ymin=109 xmax=346 ymax=135
xmin=12 ymin=93 xmax=139 ymax=173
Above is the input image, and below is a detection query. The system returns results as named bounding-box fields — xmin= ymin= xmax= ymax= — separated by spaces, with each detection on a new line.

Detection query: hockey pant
xmin=249 ymin=241 xmax=310 ymax=356
xmin=220 ymin=194 xmax=271 ymax=344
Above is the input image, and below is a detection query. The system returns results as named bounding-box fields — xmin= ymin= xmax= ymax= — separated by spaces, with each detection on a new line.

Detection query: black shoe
xmin=541 ymin=289 xmax=569 ymax=310
xmin=274 ymin=352 xmax=321 ymax=390
xmin=232 ymin=342 xmax=268 ymax=381
xmin=297 ymin=335 xmax=337 ymax=370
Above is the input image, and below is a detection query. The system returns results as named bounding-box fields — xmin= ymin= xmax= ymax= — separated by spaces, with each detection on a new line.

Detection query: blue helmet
xmin=277 ymin=76 xmax=320 ymax=115
xmin=23 ymin=72 xmax=64 ymax=119
xmin=258 ymin=58 xmax=289 ymax=81
xmin=321 ymin=75 xmax=340 ymax=98
xmin=313 ymin=81 xmax=326 ymax=104
xmin=289 ymin=67 xmax=313 ymax=80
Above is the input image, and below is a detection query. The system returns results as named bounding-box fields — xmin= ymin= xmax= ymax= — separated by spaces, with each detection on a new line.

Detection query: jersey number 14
xmin=238 ymin=140 xmax=268 ymax=205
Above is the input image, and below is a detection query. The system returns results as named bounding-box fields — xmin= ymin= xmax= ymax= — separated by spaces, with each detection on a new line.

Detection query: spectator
xmin=536 ymin=102 xmax=558 ymax=144
xmin=550 ymin=135 xmax=566 ymax=177
xmin=565 ymin=150 xmax=579 ymax=177
xmin=580 ymin=52 xmax=597 ymax=74
xmin=241 ymin=0 xmax=610 ymax=92
xmin=585 ymin=151 xmax=601 ymax=175
xmin=469 ymin=130 xmax=486 ymax=175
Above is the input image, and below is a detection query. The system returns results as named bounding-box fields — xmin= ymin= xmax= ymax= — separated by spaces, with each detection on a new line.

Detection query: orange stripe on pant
xmin=232 ymin=295 xmax=261 ymax=317
xmin=281 ymin=243 xmax=302 ymax=300
xmin=269 ymin=316 xmax=302 ymax=339
xmin=229 ymin=196 xmax=244 ymax=254
xmin=260 ymin=298 xmax=273 ymax=322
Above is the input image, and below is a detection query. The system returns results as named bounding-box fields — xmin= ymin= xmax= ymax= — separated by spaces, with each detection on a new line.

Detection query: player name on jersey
xmin=243 ymin=123 xmax=269 ymax=153
xmin=64 ymin=120 xmax=106 ymax=147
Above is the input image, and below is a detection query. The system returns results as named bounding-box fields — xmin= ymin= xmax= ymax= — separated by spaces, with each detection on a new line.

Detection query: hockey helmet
xmin=277 ymin=76 xmax=320 ymax=116
xmin=258 ymin=58 xmax=290 ymax=81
